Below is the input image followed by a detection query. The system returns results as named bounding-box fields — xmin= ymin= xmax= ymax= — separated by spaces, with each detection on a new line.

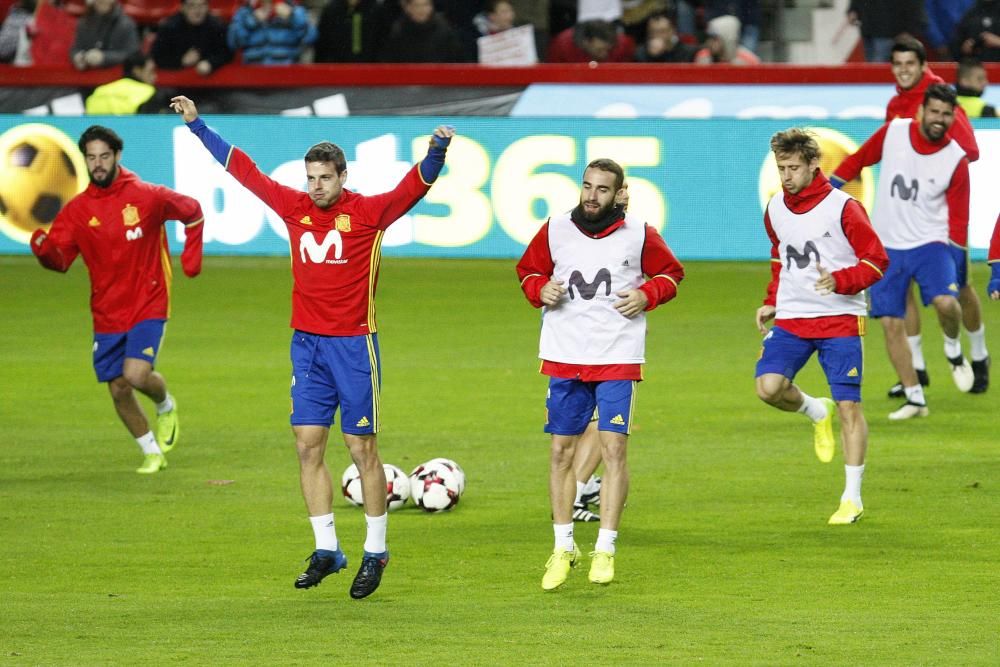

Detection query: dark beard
xmin=570 ymin=202 xmax=624 ymax=236
xmin=90 ymin=165 xmax=118 ymax=188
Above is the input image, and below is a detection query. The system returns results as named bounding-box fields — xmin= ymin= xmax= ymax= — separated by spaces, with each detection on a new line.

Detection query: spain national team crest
xmin=122 ymin=204 xmax=140 ymax=227
xmin=335 ymin=214 xmax=351 ymax=232
xmin=300 ymin=216 xmax=312 ymax=226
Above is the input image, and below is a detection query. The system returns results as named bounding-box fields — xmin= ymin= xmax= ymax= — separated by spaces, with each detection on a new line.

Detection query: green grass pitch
xmin=1 ymin=255 xmax=997 ymax=664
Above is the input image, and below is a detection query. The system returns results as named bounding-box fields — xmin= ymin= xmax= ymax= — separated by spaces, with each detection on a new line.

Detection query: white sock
xmin=904 ymin=384 xmax=926 ymax=405
xmin=595 ymin=528 xmax=618 ymax=555
xmin=553 ymin=522 xmax=574 ymax=552
xmin=943 ymin=335 xmax=962 ymax=360
xmin=309 ymin=513 xmax=338 ymax=552
xmin=967 ymin=325 xmax=989 ymax=361
xmin=135 ymin=431 xmax=161 ymax=455
xmin=574 ymin=481 xmax=585 ymax=505
xmin=363 ymin=513 xmax=388 ymax=554
xmin=583 ymin=475 xmax=600 ymax=495
xmin=907 ymin=335 xmax=925 ymax=370
xmin=156 ymin=393 xmax=174 ymax=414
xmin=842 ymin=464 xmax=865 ymax=507
xmin=797 ymin=392 xmax=827 ymax=422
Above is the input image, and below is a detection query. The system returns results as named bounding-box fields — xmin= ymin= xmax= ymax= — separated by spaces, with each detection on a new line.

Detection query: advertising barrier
xmin=1 ymin=115 xmax=997 ymax=260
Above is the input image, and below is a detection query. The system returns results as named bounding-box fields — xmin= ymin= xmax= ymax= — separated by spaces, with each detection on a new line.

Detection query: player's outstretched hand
xmin=614 ymin=288 xmax=648 ymax=318
xmin=430 ymin=125 xmax=455 ymax=149
xmin=169 ymin=96 xmax=200 ymax=123
xmin=814 ymin=261 xmax=835 ymax=295
xmin=756 ymin=305 xmax=776 ymax=335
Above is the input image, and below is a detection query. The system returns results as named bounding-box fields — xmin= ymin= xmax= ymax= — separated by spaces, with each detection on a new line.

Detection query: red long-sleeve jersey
xmin=832 ymin=121 xmax=971 ymax=247
xmin=30 ymin=166 xmax=204 ymax=334
xmin=885 ymin=68 xmax=979 ymax=162
xmin=516 ymin=215 xmax=684 ymax=380
xmin=989 ymin=213 xmax=1000 ymax=263
xmin=763 ymin=172 xmax=888 ymax=338
xmin=222 ymin=147 xmax=431 ymax=336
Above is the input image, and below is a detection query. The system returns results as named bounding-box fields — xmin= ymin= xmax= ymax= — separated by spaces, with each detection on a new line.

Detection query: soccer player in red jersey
xmin=833 ymin=85 xmax=973 ymax=419
xmin=987 ymin=213 xmax=1000 ymax=300
xmin=170 ymin=95 xmax=453 ymax=599
xmin=841 ymin=36 xmax=989 ymax=395
xmin=756 ymin=128 xmax=887 ymax=525
xmin=30 ymin=125 xmax=204 ymax=474
xmin=517 ymin=158 xmax=684 ymax=589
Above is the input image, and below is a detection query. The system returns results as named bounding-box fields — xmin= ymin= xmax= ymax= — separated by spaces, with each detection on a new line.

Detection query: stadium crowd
xmin=2 ymin=0 xmax=998 ymax=72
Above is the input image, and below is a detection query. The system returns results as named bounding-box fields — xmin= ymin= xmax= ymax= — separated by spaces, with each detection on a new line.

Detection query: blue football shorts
xmin=948 ymin=244 xmax=969 ymax=289
xmin=870 ymin=243 xmax=959 ymax=318
xmin=545 ymin=378 xmax=636 ymax=436
xmin=290 ymin=331 xmax=381 ymax=434
xmin=755 ymin=325 xmax=863 ymax=402
xmin=92 ymin=318 xmax=166 ymax=383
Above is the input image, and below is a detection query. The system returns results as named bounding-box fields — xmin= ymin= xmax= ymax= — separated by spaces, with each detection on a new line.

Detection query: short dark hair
xmin=923 ymin=83 xmax=957 ymax=109
xmin=122 ymin=51 xmax=150 ymax=78
xmin=575 ymin=19 xmax=616 ymax=47
xmin=769 ymin=127 xmax=821 ymax=163
xmin=78 ymin=125 xmax=124 ymax=154
xmin=304 ymin=141 xmax=347 ymax=173
xmin=957 ymin=58 xmax=985 ymax=81
xmin=584 ymin=158 xmax=624 ymax=191
xmin=891 ymin=36 xmax=926 ymax=64
xmin=484 ymin=0 xmax=511 ymax=13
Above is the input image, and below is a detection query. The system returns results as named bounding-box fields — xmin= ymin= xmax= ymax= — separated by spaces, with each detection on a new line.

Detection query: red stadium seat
xmin=61 ymin=0 xmax=87 ymax=17
xmin=208 ymin=0 xmax=239 ymax=23
xmin=122 ymin=0 xmax=180 ymax=26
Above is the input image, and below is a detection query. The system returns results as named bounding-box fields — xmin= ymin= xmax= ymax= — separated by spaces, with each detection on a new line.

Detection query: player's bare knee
xmin=755 ymin=377 xmax=782 ymax=405
xmin=121 ymin=365 xmax=150 ymax=390
xmin=107 ymin=376 xmax=132 ymax=402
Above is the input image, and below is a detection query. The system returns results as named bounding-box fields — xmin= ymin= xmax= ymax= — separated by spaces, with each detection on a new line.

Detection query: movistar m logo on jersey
xmin=567 ymin=268 xmax=612 ymax=300
xmin=890 ymin=174 xmax=919 ymax=202
xmin=299 ymin=230 xmax=346 ymax=264
xmin=125 ymin=227 xmax=144 ymax=241
xmin=786 ymin=240 xmax=819 ymax=270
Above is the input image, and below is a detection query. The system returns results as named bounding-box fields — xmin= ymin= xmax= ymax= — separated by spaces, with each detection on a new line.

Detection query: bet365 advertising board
xmin=1 ymin=115 xmax=997 ymax=259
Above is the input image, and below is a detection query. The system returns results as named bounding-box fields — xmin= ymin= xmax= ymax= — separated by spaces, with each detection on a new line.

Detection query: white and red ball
xmin=341 ymin=462 xmax=411 ymax=511
xmin=409 ymin=460 xmax=461 ymax=512
xmin=426 ymin=457 xmax=466 ymax=495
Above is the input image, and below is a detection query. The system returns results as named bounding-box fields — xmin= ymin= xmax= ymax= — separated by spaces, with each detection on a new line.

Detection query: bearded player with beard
xmin=30 ymin=125 xmax=204 ymax=474
xmin=833 ymin=84 xmax=973 ymax=420
xmin=516 ymin=158 xmax=684 ymax=590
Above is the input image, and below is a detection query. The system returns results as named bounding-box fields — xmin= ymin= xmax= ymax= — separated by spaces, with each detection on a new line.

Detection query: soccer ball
xmin=426 ymin=457 xmax=466 ymax=495
xmin=409 ymin=460 xmax=461 ymax=512
xmin=341 ymin=463 xmax=412 ymax=511
xmin=0 ymin=124 xmax=85 ymax=243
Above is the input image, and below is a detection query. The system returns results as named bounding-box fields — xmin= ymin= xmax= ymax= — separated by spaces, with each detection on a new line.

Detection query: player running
xmin=755 ymin=128 xmax=887 ymax=525
xmin=30 ymin=125 xmax=203 ymax=474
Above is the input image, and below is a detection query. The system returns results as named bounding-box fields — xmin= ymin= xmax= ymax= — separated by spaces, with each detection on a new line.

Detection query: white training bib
xmin=539 ymin=211 xmax=647 ymax=364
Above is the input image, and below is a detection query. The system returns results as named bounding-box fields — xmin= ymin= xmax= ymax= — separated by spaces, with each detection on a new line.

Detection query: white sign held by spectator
xmin=477 ymin=25 xmax=537 ymax=66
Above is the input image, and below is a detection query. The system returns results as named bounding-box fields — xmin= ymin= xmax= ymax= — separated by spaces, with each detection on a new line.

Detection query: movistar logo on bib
xmin=299 ymin=230 xmax=348 ymax=265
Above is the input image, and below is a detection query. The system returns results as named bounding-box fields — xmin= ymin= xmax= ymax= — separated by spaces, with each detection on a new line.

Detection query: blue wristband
xmin=419 ymin=127 xmax=453 ymax=183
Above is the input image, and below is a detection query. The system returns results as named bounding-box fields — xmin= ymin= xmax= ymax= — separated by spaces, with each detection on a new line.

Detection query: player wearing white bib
xmin=832 ymin=84 xmax=974 ymax=420
xmin=517 ymin=158 xmax=684 ymax=590
xmin=755 ymin=128 xmax=888 ymax=526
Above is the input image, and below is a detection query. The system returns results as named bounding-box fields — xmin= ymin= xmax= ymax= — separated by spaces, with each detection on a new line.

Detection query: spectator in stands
xmin=466 ymin=0 xmax=542 ymax=63
xmin=152 ymin=0 xmax=232 ymax=75
xmin=953 ymin=0 xmax=1000 ymax=62
xmin=314 ymin=0 xmax=383 ymax=63
xmin=634 ymin=10 xmax=695 ymax=62
xmin=694 ymin=14 xmax=759 ymax=65
xmin=227 ymin=0 xmax=317 ymax=65
xmin=620 ymin=1 xmax=674 ymax=43
xmin=546 ymin=19 xmax=635 ymax=63
xmin=847 ymin=0 xmax=926 ymax=63
xmin=86 ymin=51 xmax=172 ymax=113
xmin=70 ymin=0 xmax=140 ymax=70
xmin=925 ymin=0 xmax=974 ymax=61
xmin=378 ymin=0 xmax=466 ymax=63
xmin=956 ymin=58 xmax=997 ymax=117
xmin=707 ymin=0 xmax=760 ymax=53
xmin=0 ymin=0 xmax=32 ymax=63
